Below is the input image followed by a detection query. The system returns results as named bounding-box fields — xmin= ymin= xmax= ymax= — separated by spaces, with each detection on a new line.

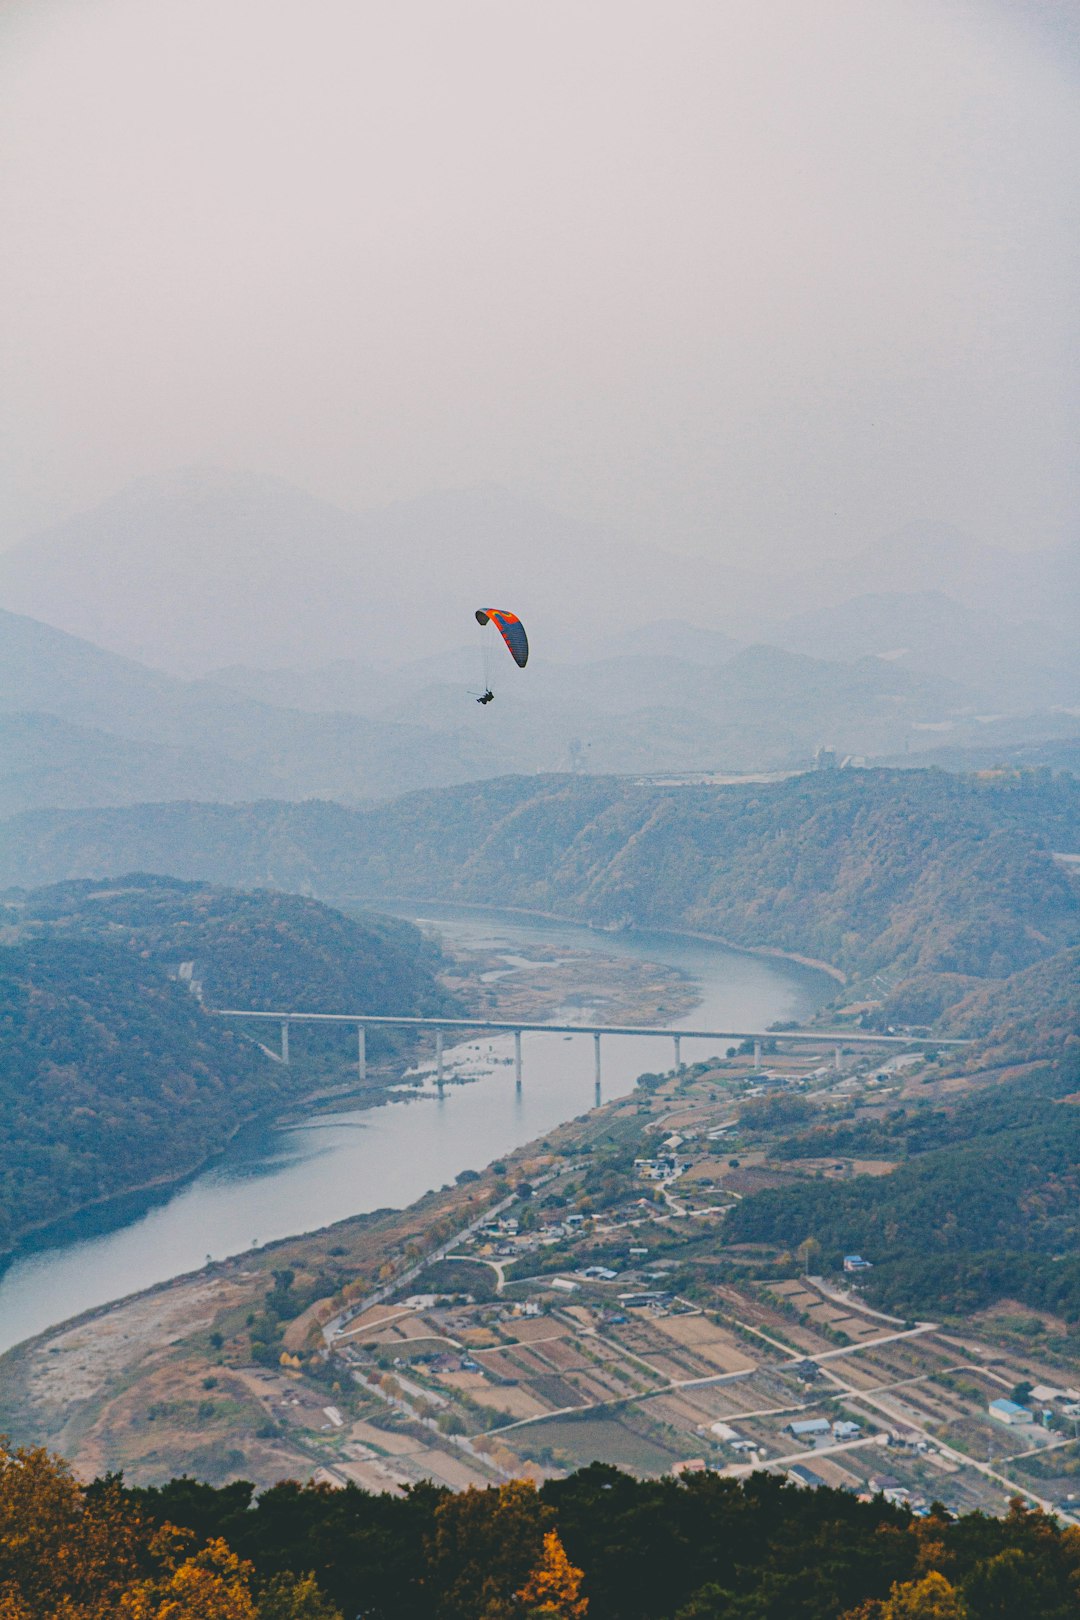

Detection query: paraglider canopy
xmin=475 ymin=609 xmax=528 ymax=668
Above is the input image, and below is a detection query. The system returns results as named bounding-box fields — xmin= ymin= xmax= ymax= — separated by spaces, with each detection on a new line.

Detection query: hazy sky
xmin=1 ymin=0 xmax=1077 ymax=565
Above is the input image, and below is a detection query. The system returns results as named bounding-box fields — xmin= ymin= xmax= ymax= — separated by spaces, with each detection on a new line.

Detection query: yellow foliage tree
xmin=257 ymin=1570 xmax=344 ymax=1620
xmin=0 ymin=1442 xmax=146 ymax=1618
xmin=911 ymin=1506 xmax=957 ymax=1580
xmin=0 ymin=1442 xmax=342 ymax=1620
xmin=513 ymin=1529 xmax=588 ymax=1619
xmin=847 ymin=1570 xmax=966 ymax=1619
xmin=117 ymin=1535 xmax=258 ymax=1620
xmin=427 ymin=1479 xmax=553 ymax=1620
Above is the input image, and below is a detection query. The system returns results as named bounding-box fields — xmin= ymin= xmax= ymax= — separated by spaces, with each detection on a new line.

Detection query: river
xmin=0 ymin=907 xmax=831 ymax=1354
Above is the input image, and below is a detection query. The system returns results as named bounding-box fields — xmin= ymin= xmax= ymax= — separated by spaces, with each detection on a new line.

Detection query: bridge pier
xmin=594 ymin=1031 xmax=602 ymax=1100
xmin=514 ymin=1030 xmax=522 ymax=1089
xmin=280 ymin=1020 xmax=290 ymax=1065
xmin=753 ymin=1038 xmax=761 ymax=1069
xmin=357 ymin=1024 xmax=366 ymax=1083
xmin=436 ymin=1029 xmax=445 ymax=1090
xmin=673 ymin=1034 xmax=682 ymax=1074
xmin=834 ymin=1045 xmax=842 ymax=1072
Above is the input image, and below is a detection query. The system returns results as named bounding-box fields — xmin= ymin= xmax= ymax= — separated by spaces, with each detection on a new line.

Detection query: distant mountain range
xmin=7 ymin=598 xmax=1061 ymax=817
xmin=0 ymin=469 xmax=750 ymax=673
xmin=0 ymin=607 xmax=495 ymax=813
xmin=782 ymin=519 xmax=1079 ymax=631
xmin=0 ymin=467 xmax=1074 ymax=814
xmin=0 ymin=467 xmax=1075 ymax=679
xmin=1 ymin=588 xmax=1076 ymax=817
xmin=761 ymin=589 xmax=1078 ymax=707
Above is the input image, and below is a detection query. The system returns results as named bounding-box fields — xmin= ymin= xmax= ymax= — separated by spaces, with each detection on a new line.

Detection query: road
xmin=324 ymin=1168 xmax=566 ymax=1342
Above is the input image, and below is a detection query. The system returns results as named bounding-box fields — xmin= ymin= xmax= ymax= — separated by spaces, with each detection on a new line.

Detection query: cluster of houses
xmin=475 ymin=1210 xmax=588 ymax=1260
xmin=633 ymin=1153 xmax=690 ymax=1182
xmin=467 ymin=1197 xmax=686 ymax=1294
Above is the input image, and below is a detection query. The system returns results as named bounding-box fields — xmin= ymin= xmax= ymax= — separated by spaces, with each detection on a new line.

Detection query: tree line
xmin=5 ymin=1443 xmax=1080 ymax=1618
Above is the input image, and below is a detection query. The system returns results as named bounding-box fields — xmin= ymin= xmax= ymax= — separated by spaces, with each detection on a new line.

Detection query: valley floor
xmin=3 ymin=1037 xmax=1079 ymax=1526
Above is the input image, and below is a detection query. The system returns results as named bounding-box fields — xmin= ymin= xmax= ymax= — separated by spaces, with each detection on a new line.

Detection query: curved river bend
xmin=0 ymin=908 xmax=831 ymax=1354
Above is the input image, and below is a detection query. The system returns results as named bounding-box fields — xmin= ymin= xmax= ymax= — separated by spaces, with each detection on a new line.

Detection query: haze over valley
xmin=1 ymin=469 xmax=1076 ymax=816
xmin=2 ymin=2 xmax=1080 ymax=1614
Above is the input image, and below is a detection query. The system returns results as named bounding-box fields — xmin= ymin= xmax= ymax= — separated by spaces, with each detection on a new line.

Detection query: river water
xmin=0 ymin=908 xmax=830 ymax=1354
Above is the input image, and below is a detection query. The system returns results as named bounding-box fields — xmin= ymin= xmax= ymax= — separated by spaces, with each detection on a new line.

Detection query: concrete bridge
xmin=211 ymin=1009 xmax=967 ymax=1095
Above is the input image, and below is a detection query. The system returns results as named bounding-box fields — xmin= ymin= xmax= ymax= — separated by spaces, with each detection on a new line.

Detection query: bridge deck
xmin=211 ymin=1010 xmax=966 ymax=1049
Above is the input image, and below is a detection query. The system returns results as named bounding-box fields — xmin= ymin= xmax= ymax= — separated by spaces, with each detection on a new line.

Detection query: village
xmin=7 ymin=1005 xmax=1078 ymax=1522
xmin=272 ymin=1044 xmax=1080 ymax=1522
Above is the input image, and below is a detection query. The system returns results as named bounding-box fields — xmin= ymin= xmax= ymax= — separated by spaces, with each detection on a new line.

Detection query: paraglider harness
xmin=477 ymin=688 xmax=495 ymax=705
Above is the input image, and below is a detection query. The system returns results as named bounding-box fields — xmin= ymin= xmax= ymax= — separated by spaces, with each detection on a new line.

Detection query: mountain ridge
xmin=0 ymin=606 xmax=498 ymax=808
xmin=3 ymin=769 xmax=1076 ymax=987
xmin=3 ymin=468 xmax=1073 ymax=679
xmin=4 ymin=601 xmax=1031 ymax=812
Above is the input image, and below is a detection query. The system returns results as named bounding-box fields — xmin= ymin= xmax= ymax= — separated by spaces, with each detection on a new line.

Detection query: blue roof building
xmin=989 ymin=1398 xmax=1033 ymax=1425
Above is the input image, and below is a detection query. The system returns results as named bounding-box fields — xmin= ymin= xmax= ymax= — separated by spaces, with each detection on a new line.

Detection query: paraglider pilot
xmin=474 ymin=610 xmax=527 ymax=707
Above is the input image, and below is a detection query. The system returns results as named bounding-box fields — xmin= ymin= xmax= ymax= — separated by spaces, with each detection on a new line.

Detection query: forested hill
xmin=4 ymin=874 xmax=451 ymax=1018
xmin=0 ymin=877 xmax=452 ymax=1251
xmin=730 ymin=1048 xmax=1080 ymax=1322
xmin=3 ymin=769 xmax=1077 ymax=984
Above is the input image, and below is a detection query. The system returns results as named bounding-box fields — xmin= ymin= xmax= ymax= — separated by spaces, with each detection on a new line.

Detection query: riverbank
xmin=344 ymin=894 xmax=849 ymax=986
xmin=0 ymin=1047 xmax=426 ymax=1272
xmin=0 ymin=1055 xmax=676 ymax=1487
xmin=0 ymin=910 xmax=829 ymax=1373
xmin=0 ymin=931 xmax=697 ymax=1280
xmin=0 ymin=1176 xmax=504 ymax=1485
